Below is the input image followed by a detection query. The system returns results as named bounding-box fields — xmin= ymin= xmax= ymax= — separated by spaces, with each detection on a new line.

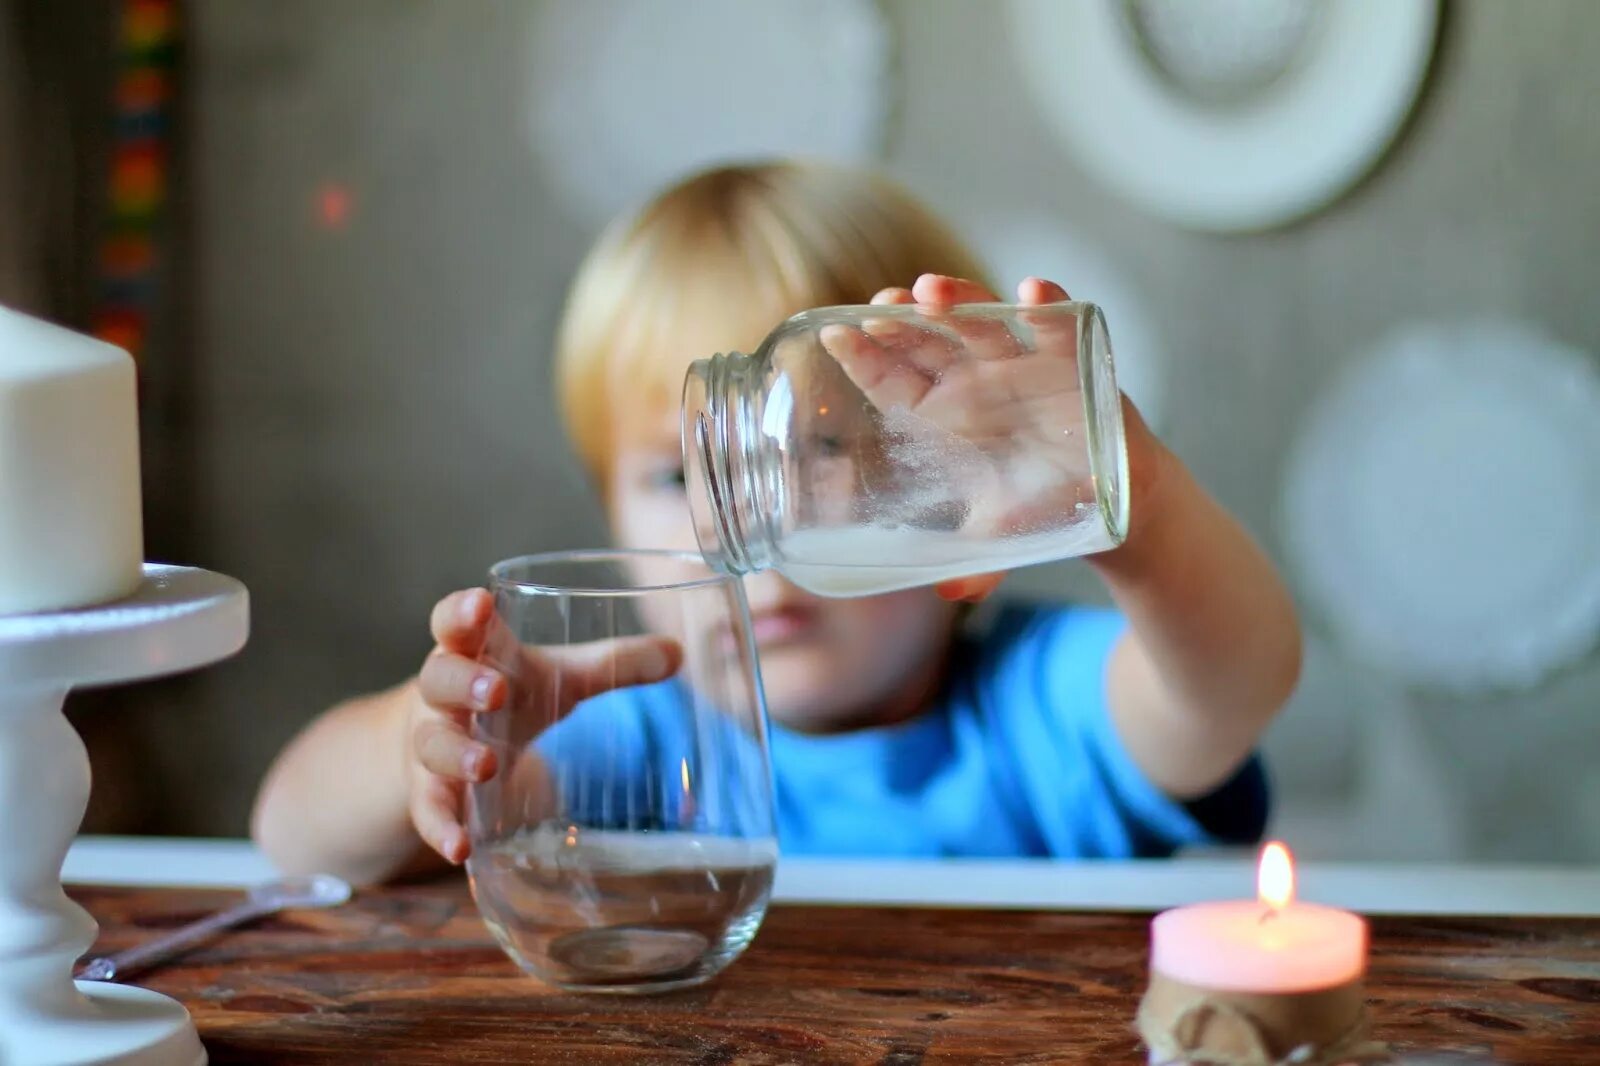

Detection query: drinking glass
xmin=465 ymin=550 xmax=777 ymax=994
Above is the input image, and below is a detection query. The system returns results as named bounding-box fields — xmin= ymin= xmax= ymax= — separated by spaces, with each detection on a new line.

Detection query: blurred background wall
xmin=6 ymin=0 xmax=1598 ymax=860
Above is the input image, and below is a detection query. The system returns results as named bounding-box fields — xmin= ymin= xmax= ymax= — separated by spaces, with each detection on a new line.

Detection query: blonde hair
xmin=554 ymin=161 xmax=991 ymax=487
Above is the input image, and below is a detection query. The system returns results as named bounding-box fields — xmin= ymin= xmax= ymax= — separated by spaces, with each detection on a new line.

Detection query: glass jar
xmin=681 ymin=301 xmax=1129 ymax=597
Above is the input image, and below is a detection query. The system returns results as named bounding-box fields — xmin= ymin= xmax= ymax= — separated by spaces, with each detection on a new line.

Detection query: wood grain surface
xmin=70 ymin=883 xmax=1600 ymax=1064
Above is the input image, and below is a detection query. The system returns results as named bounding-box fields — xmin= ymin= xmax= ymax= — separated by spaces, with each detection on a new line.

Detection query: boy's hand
xmin=407 ymin=589 xmax=681 ymax=864
xmin=828 ymin=273 xmax=1159 ymax=604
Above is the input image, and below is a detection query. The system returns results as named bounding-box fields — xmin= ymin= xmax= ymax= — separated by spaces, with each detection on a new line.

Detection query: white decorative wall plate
xmin=967 ymin=212 xmax=1167 ymax=428
xmin=1007 ymin=0 xmax=1438 ymax=231
xmin=1282 ymin=320 xmax=1600 ymax=692
xmin=527 ymin=0 xmax=890 ymax=225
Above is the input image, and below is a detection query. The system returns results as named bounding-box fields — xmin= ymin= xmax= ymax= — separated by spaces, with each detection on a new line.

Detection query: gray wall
xmin=144 ymin=0 xmax=1598 ymax=859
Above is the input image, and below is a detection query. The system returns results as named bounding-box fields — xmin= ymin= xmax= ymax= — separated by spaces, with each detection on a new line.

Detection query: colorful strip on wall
xmin=92 ymin=0 xmax=178 ymax=364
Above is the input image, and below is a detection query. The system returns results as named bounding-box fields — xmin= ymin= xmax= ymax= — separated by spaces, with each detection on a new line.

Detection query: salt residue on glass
xmin=777 ymin=520 xmax=1110 ymax=597
xmin=778 ymin=403 xmax=1106 ymax=597
xmin=877 ymin=395 xmax=1086 ymax=516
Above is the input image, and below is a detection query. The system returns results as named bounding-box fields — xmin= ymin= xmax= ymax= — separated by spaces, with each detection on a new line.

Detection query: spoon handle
xmin=77 ymin=899 xmax=271 ymax=982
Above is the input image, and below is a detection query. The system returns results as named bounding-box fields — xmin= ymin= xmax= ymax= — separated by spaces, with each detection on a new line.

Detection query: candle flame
xmin=680 ymin=757 xmax=691 ymax=794
xmin=1258 ymin=841 xmax=1295 ymax=911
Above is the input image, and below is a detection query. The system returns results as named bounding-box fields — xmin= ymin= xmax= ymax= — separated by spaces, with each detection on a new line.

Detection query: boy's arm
xmin=875 ymin=274 xmax=1294 ymax=800
xmin=251 ymin=682 xmax=446 ymax=886
xmin=1091 ymin=405 xmax=1302 ymax=799
xmin=881 ymin=274 xmax=1297 ymax=801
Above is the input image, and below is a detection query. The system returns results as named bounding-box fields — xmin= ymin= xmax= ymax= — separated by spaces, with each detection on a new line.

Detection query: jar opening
xmin=1081 ymin=306 xmax=1131 ymax=546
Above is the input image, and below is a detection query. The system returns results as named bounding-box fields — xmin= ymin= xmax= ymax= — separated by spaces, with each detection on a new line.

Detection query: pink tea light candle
xmin=1138 ymin=843 xmax=1389 ymax=1066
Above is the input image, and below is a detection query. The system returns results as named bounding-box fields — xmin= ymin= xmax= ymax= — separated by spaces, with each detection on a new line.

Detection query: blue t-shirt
xmin=534 ymin=604 xmax=1268 ymax=859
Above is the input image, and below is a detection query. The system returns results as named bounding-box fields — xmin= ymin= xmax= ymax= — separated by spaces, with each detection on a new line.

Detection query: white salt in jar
xmin=682 ymin=301 xmax=1129 ymax=596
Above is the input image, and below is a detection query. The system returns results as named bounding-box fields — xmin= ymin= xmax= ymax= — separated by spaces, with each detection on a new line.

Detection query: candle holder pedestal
xmin=1139 ymin=971 xmax=1387 ymax=1066
xmin=0 ymin=565 xmax=248 ymax=1065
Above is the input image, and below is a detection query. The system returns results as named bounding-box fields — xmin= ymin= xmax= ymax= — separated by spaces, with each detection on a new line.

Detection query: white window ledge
xmin=64 ymin=836 xmax=1600 ymax=917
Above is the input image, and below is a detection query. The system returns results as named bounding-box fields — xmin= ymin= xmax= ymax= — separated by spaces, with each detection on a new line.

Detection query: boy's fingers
xmin=479 ymin=608 xmax=533 ymax=676
xmin=936 ymin=573 xmax=1005 ymax=602
xmin=1018 ymin=277 xmax=1080 ymax=360
xmin=419 ymin=651 xmax=506 ymax=713
xmin=864 ymin=286 xmax=933 ymax=353
xmin=821 ymin=323 xmax=933 ymax=411
xmin=430 ymin=589 xmax=493 ymax=653
xmin=907 ymin=274 xmax=1020 ymax=362
xmin=912 ymin=273 xmax=999 ymax=305
xmin=536 ymin=634 xmax=685 ymax=708
xmin=1018 ymin=276 xmax=1070 ymax=305
xmin=511 ymin=635 xmax=683 ymax=713
xmin=410 ymin=777 xmax=469 ymax=865
xmin=947 ymin=314 xmax=1023 ymax=363
xmin=413 ymin=714 xmax=496 ymax=782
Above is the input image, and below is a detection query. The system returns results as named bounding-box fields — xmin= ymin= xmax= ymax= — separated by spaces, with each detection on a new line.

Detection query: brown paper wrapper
xmin=1137 ymin=971 xmax=1389 ymax=1066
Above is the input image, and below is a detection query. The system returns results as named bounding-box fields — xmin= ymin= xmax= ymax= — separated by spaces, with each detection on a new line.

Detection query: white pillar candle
xmin=0 ymin=307 xmax=143 ymax=615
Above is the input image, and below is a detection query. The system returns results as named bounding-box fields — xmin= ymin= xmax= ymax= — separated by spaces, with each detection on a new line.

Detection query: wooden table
xmin=72 ymin=883 xmax=1600 ymax=1064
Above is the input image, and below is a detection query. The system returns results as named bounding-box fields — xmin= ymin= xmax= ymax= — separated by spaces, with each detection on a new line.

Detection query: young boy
xmin=252 ymin=162 xmax=1300 ymax=886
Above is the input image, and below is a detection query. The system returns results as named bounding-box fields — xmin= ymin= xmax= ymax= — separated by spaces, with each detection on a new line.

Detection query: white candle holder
xmin=0 ymin=565 xmax=247 ymax=1066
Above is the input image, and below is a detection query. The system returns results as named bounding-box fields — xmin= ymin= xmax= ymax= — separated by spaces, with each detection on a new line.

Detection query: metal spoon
xmin=77 ymin=874 xmax=352 ymax=982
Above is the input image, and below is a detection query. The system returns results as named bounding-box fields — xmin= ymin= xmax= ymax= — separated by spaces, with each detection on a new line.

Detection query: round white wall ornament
xmin=966 ymin=212 xmax=1167 ymax=429
xmin=1281 ymin=319 xmax=1600 ymax=693
xmin=1007 ymin=0 xmax=1438 ymax=231
xmin=527 ymin=0 xmax=891 ymax=225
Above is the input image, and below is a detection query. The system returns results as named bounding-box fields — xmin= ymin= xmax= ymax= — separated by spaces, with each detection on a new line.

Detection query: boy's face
xmin=606 ymin=417 xmax=958 ymax=733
